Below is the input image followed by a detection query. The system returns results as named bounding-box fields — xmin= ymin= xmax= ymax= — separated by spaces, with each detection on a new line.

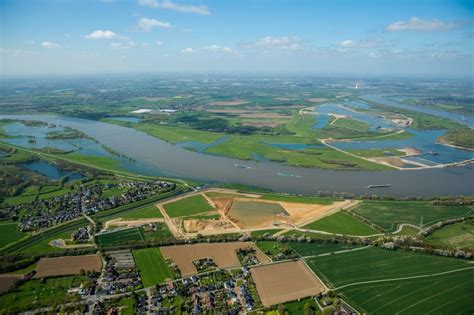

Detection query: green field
xmin=306 ymin=247 xmax=471 ymax=288
xmin=0 ymin=218 xmax=90 ymax=255
xmin=303 ymin=211 xmax=380 ymax=236
xmin=338 ymin=268 xmax=474 ymax=314
xmin=0 ymin=223 xmax=26 ymax=248
xmin=133 ymin=248 xmax=173 ymax=287
xmin=121 ymin=204 xmax=163 ymax=219
xmin=352 ymin=201 xmax=473 ymax=232
xmin=259 ymin=194 xmax=334 ymax=205
xmin=0 ymin=276 xmax=85 ymax=313
xmin=162 ymin=194 xmax=215 ymax=218
xmin=256 ymin=241 xmax=290 ymax=256
xmin=330 ymin=117 xmax=369 ymax=132
xmin=288 ymin=241 xmax=362 ymax=257
xmin=96 ymin=227 xmax=146 ymax=246
xmin=229 ymin=200 xmax=287 ymax=227
xmin=118 ymin=296 xmax=136 ymax=315
xmin=143 ymin=223 xmax=173 ymax=240
xmin=426 ymin=219 xmax=474 ymax=250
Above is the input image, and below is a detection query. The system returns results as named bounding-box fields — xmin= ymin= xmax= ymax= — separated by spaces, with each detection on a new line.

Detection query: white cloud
xmin=138 ymin=0 xmax=210 ymax=15
xmin=181 ymin=47 xmax=198 ymax=54
xmin=251 ymin=36 xmax=303 ymax=51
xmin=339 ymin=40 xmax=355 ymax=48
xmin=138 ymin=0 xmax=158 ymax=7
xmin=24 ymin=40 xmax=36 ymax=44
xmin=41 ymin=41 xmax=61 ymax=48
xmin=202 ymin=45 xmax=236 ymax=54
xmin=137 ymin=18 xmax=171 ymax=31
xmin=386 ymin=17 xmax=463 ymax=32
xmin=110 ymin=40 xmax=143 ymax=48
xmin=156 ymin=41 xmax=163 ymax=46
xmin=84 ymin=30 xmax=126 ymax=40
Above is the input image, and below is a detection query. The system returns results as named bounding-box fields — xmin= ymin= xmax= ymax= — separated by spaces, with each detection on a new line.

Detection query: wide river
xmin=1 ymin=114 xmax=473 ymax=197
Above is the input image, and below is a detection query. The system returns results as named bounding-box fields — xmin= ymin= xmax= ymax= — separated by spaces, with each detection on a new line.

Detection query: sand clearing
xmin=35 ymin=254 xmax=102 ymax=278
xmin=399 ymin=147 xmax=421 ymax=156
xmin=251 ymin=261 xmax=324 ymax=306
xmin=307 ymin=98 xmax=328 ymax=103
xmin=182 ymin=219 xmax=237 ymax=234
xmin=160 ymin=242 xmax=270 ymax=276
xmin=104 ymin=218 xmax=164 ymax=230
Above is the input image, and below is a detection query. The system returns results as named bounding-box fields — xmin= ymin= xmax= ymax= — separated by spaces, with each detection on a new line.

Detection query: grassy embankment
xmin=426 ymin=219 xmax=474 ymax=250
xmin=352 ymin=201 xmax=474 ymax=232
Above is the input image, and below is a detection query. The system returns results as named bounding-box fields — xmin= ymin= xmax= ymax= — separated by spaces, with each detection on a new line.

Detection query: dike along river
xmin=1 ymin=115 xmax=473 ymax=197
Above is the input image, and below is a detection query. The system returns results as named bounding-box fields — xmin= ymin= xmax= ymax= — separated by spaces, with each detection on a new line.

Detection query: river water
xmin=1 ymin=114 xmax=473 ymax=197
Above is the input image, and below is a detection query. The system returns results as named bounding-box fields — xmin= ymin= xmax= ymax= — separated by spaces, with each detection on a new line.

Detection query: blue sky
xmin=1 ymin=0 xmax=473 ymax=76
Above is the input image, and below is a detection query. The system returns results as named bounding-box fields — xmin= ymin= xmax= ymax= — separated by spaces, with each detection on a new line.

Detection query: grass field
xmin=0 ymin=218 xmax=90 ymax=255
xmin=288 ymin=241 xmax=362 ymax=257
xmin=259 ymin=194 xmax=334 ymax=205
xmin=306 ymin=247 xmax=471 ymax=288
xmin=426 ymin=219 xmax=474 ymax=250
xmin=352 ymin=201 xmax=473 ymax=232
xmin=163 ymin=194 xmax=215 ymax=218
xmin=143 ymin=223 xmax=173 ymax=240
xmin=133 ymin=248 xmax=173 ymax=287
xmin=256 ymin=241 xmax=291 ymax=257
xmin=118 ymin=296 xmax=135 ymax=315
xmin=303 ymin=212 xmax=380 ymax=236
xmin=96 ymin=227 xmax=146 ymax=246
xmin=0 ymin=223 xmax=25 ymax=248
xmin=330 ymin=117 xmax=370 ymax=132
xmin=0 ymin=275 xmax=85 ymax=313
xmin=121 ymin=204 xmax=163 ymax=219
xmin=338 ymin=267 xmax=474 ymax=314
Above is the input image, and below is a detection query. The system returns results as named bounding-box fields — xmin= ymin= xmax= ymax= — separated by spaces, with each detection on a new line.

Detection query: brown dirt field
xmin=209 ymin=100 xmax=248 ymax=106
xmin=251 ymin=261 xmax=324 ymax=307
xmin=229 ymin=197 xmax=353 ymax=227
xmin=35 ymin=254 xmax=102 ymax=278
xmin=0 ymin=275 xmax=20 ymax=294
xmin=160 ymin=242 xmax=270 ymax=276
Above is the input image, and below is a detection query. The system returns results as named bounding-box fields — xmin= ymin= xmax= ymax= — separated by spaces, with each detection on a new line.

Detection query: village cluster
xmin=7 ymin=180 xmax=175 ymax=231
